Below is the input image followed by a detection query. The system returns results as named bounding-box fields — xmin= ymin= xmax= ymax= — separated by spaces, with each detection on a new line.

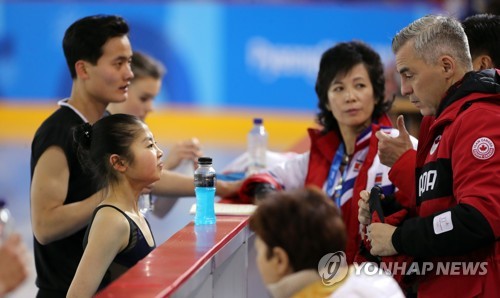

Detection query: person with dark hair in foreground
xmin=250 ymin=187 xmax=404 ymax=298
xmin=249 ymin=187 xmax=346 ymax=297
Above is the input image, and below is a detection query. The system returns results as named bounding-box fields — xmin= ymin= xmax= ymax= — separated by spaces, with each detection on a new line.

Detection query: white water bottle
xmin=247 ymin=118 xmax=268 ymax=176
xmin=0 ymin=200 xmax=14 ymax=245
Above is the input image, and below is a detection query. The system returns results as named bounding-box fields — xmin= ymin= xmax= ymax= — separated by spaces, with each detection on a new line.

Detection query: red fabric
xmin=237 ymin=173 xmax=283 ymax=204
xmin=389 ymin=80 xmax=500 ymax=297
xmin=358 ymin=208 xmax=414 ymax=287
xmin=415 ymin=93 xmax=500 ymax=298
xmin=305 ymin=114 xmax=395 ymax=265
xmin=387 ymin=149 xmax=417 ymax=210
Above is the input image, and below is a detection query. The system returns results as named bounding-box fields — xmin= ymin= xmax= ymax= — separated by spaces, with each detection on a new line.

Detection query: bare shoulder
xmin=91 ymin=206 xmax=130 ymax=235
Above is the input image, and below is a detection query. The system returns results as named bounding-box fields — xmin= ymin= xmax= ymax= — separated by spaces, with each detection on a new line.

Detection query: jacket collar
xmin=308 ymin=113 xmax=393 ymax=162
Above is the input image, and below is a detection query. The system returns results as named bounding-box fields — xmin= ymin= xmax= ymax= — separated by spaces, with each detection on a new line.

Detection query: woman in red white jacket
xmin=242 ymin=41 xmax=417 ymax=264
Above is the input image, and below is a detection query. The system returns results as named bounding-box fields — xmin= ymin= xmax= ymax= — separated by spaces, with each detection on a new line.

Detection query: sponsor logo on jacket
xmin=419 ymin=169 xmax=437 ymax=197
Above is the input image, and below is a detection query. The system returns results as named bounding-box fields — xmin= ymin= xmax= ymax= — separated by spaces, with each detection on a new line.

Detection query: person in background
xmin=359 ymin=15 xmax=500 ymax=297
xmin=462 ymin=13 xmax=500 ymax=71
xmin=249 ymin=187 xmax=404 ymax=298
xmin=107 ymin=51 xmax=203 ymax=172
xmin=30 ymin=15 xmax=133 ymax=297
xmin=107 ymin=51 xmax=204 ymax=217
xmin=67 ymin=114 xmax=162 ymax=297
xmin=240 ymin=41 xmax=417 ymax=264
xmin=0 ymin=234 xmax=29 ymax=297
xmin=107 ymin=52 xmax=162 ymax=122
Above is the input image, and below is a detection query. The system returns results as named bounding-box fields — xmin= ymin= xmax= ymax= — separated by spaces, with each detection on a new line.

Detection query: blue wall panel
xmin=0 ymin=2 xmax=435 ymax=111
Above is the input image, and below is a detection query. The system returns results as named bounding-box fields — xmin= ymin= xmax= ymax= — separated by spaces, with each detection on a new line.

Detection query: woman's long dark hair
xmin=73 ymin=114 xmax=143 ymax=190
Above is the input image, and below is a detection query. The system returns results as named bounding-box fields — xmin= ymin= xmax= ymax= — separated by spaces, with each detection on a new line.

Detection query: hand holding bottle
xmin=0 ymin=200 xmax=13 ymax=245
xmin=0 ymin=234 xmax=29 ymax=296
xmin=163 ymin=138 xmax=203 ymax=170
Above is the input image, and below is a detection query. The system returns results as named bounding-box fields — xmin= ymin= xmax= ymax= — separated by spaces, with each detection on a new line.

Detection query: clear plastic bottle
xmin=194 ymin=157 xmax=216 ymax=225
xmin=247 ymin=118 xmax=268 ymax=176
xmin=0 ymin=199 xmax=14 ymax=245
xmin=138 ymin=193 xmax=154 ymax=215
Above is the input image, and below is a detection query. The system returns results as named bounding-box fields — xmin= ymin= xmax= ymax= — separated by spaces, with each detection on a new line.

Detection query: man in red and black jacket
xmin=359 ymin=15 xmax=500 ymax=298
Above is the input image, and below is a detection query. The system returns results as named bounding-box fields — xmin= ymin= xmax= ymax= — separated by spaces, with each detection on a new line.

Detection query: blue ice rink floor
xmin=0 ymin=142 xmax=242 ymax=297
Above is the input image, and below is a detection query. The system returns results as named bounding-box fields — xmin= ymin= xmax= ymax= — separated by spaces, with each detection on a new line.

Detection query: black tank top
xmin=83 ymin=204 xmax=156 ymax=290
xmin=31 ymin=107 xmax=96 ymax=297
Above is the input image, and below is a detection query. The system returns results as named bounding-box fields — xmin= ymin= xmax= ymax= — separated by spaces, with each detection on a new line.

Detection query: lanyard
xmin=326 ymin=143 xmax=349 ymax=208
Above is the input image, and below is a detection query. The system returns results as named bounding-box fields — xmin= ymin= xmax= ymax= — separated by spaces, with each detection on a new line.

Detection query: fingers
xmin=358 ymin=190 xmax=371 ymax=226
xmin=359 ymin=224 xmax=366 ymax=241
xmin=5 ymin=233 xmax=22 ymax=246
xmin=359 ymin=190 xmax=369 ymax=202
xmin=376 ymin=115 xmax=409 ymax=142
xmin=9 ymin=234 xmax=29 ymax=268
xmin=367 ymin=224 xmax=378 ymax=255
xmin=396 ymin=115 xmax=410 ymax=138
xmin=165 ymin=138 xmax=203 ymax=169
xmin=190 ymin=137 xmax=200 ymax=147
xmin=375 ymin=115 xmax=414 ymax=167
xmin=180 ymin=138 xmax=203 ymax=158
xmin=365 ymin=224 xmax=373 ymax=244
xmin=358 ymin=208 xmax=371 ymax=225
xmin=0 ymin=233 xmax=29 ymax=291
xmin=182 ymin=138 xmax=201 ymax=150
xmin=216 ymin=180 xmax=243 ymax=197
xmin=368 ymin=223 xmax=398 ymax=256
xmin=375 ymin=130 xmax=391 ymax=141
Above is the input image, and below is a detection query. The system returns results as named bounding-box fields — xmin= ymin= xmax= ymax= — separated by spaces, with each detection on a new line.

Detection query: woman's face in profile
xmin=122 ymin=76 xmax=162 ymax=121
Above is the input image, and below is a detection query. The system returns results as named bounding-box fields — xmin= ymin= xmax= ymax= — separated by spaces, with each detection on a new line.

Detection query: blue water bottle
xmin=194 ymin=157 xmax=217 ymax=225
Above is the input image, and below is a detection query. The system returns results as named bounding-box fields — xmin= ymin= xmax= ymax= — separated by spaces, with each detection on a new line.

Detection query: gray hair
xmin=392 ymin=15 xmax=472 ymax=70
